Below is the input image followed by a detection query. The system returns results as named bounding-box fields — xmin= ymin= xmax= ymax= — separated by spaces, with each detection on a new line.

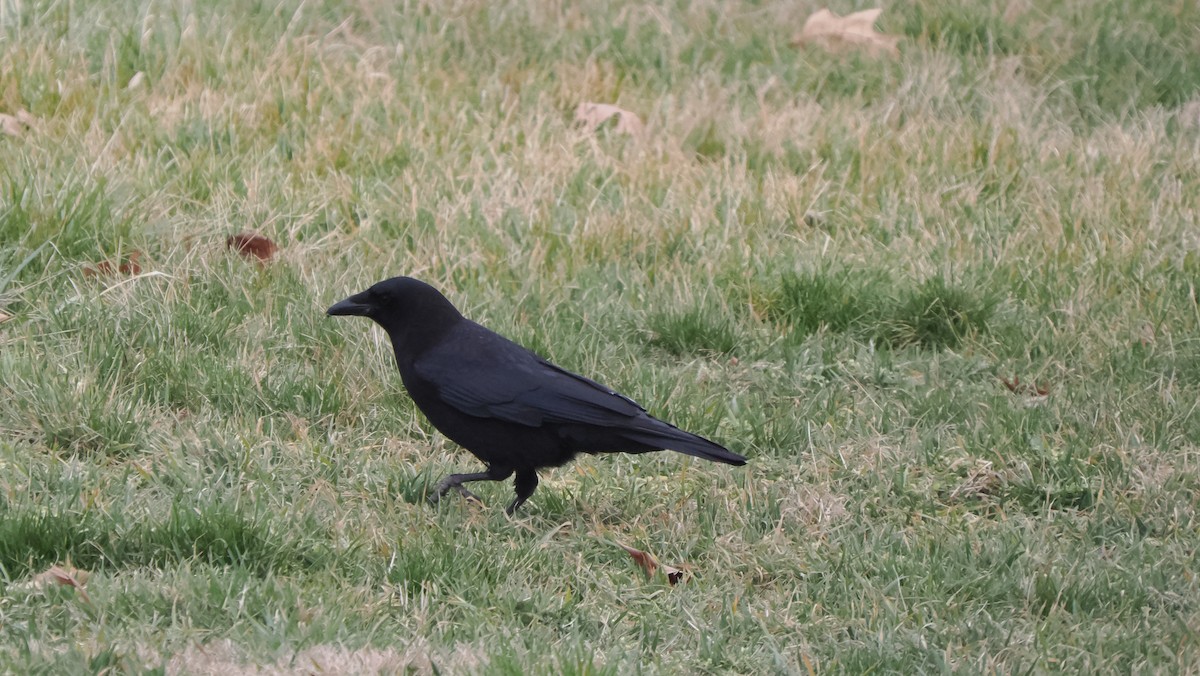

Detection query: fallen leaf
xmin=791 ymin=8 xmax=900 ymax=57
xmin=120 ymin=251 xmax=142 ymax=275
xmin=0 ymin=311 xmax=10 ymax=324
xmin=127 ymin=71 xmax=146 ymax=90
xmin=35 ymin=564 xmax=92 ymax=604
xmin=0 ymin=109 xmax=35 ymax=137
xmin=575 ymin=102 xmax=645 ymax=137
xmin=1000 ymin=375 xmax=1050 ymax=397
xmin=618 ymin=542 xmax=687 ymax=585
xmin=227 ymin=232 xmax=278 ymax=262
xmin=83 ymin=251 xmax=142 ymax=278
xmin=664 ymin=566 xmax=685 ymax=585
xmin=83 ymin=263 xmax=111 ymax=277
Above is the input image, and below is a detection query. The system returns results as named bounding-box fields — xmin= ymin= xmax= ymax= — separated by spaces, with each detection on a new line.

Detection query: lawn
xmin=1 ymin=0 xmax=1199 ymax=672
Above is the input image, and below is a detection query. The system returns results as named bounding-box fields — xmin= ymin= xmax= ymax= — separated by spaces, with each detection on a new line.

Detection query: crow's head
xmin=327 ymin=276 xmax=463 ymax=343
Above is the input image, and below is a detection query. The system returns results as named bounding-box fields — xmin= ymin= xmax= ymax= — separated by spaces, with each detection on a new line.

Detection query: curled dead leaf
xmin=617 ymin=542 xmax=687 ymax=585
xmin=83 ymin=251 xmax=143 ymax=278
xmin=227 ymin=232 xmax=278 ymax=262
xmin=1000 ymin=375 xmax=1050 ymax=397
xmin=0 ymin=310 xmax=11 ymax=324
xmin=0 ymin=109 xmax=36 ymax=137
xmin=791 ymin=8 xmax=900 ymax=58
xmin=664 ymin=565 xmax=688 ymax=586
xmin=575 ymin=102 xmax=645 ymax=138
xmin=35 ymin=564 xmax=92 ymax=604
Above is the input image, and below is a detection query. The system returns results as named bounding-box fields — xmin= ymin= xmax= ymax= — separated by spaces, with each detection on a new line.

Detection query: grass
xmin=1 ymin=0 xmax=1199 ymax=672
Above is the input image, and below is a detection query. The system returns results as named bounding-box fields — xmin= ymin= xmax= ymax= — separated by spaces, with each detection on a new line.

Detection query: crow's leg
xmin=431 ymin=472 xmax=489 ymax=503
xmin=430 ymin=466 xmax=513 ymax=506
xmin=505 ymin=470 xmax=539 ymax=515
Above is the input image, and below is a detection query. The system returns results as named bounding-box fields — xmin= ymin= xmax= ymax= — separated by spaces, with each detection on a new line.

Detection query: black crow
xmin=327 ymin=276 xmax=746 ymax=514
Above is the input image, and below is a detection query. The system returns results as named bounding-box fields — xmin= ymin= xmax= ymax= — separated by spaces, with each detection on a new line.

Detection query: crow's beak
xmin=327 ymin=292 xmax=371 ymax=317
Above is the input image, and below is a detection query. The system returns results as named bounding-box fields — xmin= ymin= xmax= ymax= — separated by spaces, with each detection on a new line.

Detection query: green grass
xmin=1 ymin=0 xmax=1199 ymax=672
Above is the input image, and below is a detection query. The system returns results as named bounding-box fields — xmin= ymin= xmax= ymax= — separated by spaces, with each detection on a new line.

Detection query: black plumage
xmin=328 ymin=276 xmax=746 ymax=514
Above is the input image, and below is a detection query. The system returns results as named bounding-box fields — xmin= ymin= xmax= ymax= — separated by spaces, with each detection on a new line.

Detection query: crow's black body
xmin=328 ymin=276 xmax=746 ymax=514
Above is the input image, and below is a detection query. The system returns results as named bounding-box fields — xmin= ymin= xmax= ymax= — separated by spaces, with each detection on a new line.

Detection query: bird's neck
xmin=384 ymin=318 xmax=458 ymax=366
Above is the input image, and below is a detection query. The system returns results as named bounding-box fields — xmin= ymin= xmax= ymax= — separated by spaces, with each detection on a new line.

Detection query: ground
xmin=1 ymin=0 xmax=1199 ymax=673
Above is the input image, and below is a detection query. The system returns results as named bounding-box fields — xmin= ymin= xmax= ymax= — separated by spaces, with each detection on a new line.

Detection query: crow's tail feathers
xmin=625 ymin=425 xmax=747 ymax=466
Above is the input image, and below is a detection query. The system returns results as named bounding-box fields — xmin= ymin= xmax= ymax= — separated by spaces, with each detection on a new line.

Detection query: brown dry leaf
xmin=0 ymin=109 xmax=36 ymax=137
xmin=575 ymin=102 xmax=645 ymax=137
xmin=35 ymin=564 xmax=92 ymax=604
xmin=617 ymin=542 xmax=687 ymax=585
xmin=1000 ymin=375 xmax=1050 ymax=397
xmin=791 ymin=8 xmax=900 ymax=57
xmin=119 ymin=250 xmax=142 ymax=275
xmin=0 ymin=310 xmax=11 ymax=324
xmin=83 ymin=251 xmax=143 ymax=278
xmin=227 ymin=232 xmax=279 ymax=262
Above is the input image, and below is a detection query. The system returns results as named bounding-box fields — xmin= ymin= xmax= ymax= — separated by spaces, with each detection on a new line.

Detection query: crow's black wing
xmin=412 ymin=324 xmax=647 ymax=427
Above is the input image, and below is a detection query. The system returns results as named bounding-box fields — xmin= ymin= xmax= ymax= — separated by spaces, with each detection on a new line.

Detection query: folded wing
xmin=412 ymin=322 xmax=747 ymax=466
xmin=413 ymin=328 xmax=645 ymax=427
